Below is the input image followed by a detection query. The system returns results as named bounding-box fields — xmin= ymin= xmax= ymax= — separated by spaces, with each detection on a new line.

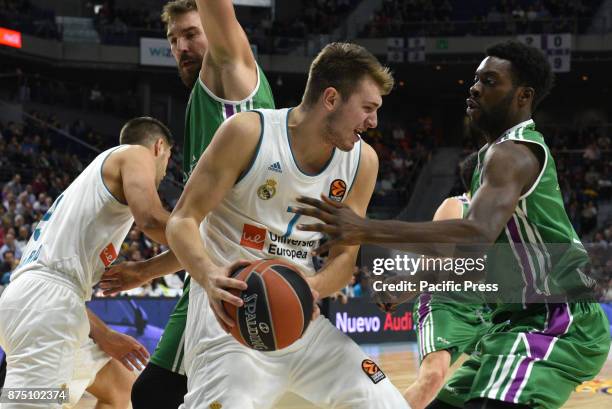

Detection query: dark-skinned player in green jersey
xmin=292 ymin=41 xmax=610 ymax=409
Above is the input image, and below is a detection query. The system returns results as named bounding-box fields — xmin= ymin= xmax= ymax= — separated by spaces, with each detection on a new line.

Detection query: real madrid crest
xmin=257 ymin=178 xmax=277 ymax=200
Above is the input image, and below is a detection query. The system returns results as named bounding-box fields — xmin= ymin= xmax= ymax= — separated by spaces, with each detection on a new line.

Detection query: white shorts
xmin=0 ymin=275 xmax=111 ymax=409
xmin=181 ymin=281 xmax=410 ymax=409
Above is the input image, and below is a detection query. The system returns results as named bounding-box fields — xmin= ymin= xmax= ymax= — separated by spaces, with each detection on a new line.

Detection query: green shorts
xmin=437 ymin=302 xmax=610 ymax=409
xmin=414 ymin=293 xmax=492 ymax=364
xmin=149 ymin=276 xmax=190 ymax=374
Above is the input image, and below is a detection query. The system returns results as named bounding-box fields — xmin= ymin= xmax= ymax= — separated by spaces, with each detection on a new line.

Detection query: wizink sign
xmin=140 ymin=38 xmax=176 ymax=67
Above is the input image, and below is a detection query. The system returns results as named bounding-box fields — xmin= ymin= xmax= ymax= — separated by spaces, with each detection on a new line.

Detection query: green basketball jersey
xmin=471 ymin=119 xmax=592 ymax=309
xmin=182 ymin=65 xmax=275 ymax=180
xmin=456 ymin=193 xmax=470 ymax=217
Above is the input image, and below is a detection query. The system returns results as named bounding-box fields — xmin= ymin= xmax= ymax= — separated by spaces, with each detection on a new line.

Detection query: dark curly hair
xmin=486 ymin=40 xmax=554 ymax=111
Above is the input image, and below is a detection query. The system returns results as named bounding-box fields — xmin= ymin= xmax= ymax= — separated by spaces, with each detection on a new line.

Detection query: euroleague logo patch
xmin=328 ymin=179 xmax=347 ymax=202
xmin=361 ymin=359 xmax=386 ymax=384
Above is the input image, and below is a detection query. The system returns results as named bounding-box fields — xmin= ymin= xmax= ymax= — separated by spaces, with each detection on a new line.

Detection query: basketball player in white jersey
xmin=164 ymin=43 xmax=410 ymax=409
xmin=0 ymin=117 xmax=173 ymax=409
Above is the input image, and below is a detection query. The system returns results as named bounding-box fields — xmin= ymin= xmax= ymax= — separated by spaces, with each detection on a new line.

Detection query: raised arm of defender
xmin=294 ymin=140 xmax=541 ymax=256
xmin=197 ymin=0 xmax=258 ymax=100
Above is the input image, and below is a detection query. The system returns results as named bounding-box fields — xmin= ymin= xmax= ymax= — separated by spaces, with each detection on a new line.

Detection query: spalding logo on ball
xmin=223 ymin=258 xmax=314 ymax=351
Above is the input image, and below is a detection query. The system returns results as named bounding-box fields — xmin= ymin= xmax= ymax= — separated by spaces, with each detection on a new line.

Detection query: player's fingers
xmin=138 ymin=344 xmax=150 ymax=359
xmin=129 ymin=348 xmax=148 ymax=367
xmin=226 ymin=259 xmax=251 ymax=275
xmin=99 ymin=285 xmax=121 ymax=295
xmin=310 ymin=289 xmax=320 ymax=301
xmin=214 ymin=276 xmax=247 ymax=291
xmin=101 ymin=288 xmax=122 ymax=296
xmin=312 ymin=302 xmax=321 ymax=321
xmin=133 ymin=349 xmax=149 ymax=367
xmin=119 ymin=357 xmax=133 ymax=371
xmin=296 ymin=196 xmax=338 ymax=213
xmin=211 ymin=301 xmax=234 ymax=331
xmin=290 ymin=206 xmax=334 ymax=223
xmin=125 ymin=353 xmax=143 ymax=371
xmin=296 ymin=223 xmax=338 ymax=235
xmin=129 ymin=339 xmax=149 ymax=358
xmin=319 ymin=194 xmax=344 ymax=208
xmin=98 ymin=277 xmax=120 ymax=287
xmin=216 ymin=287 xmax=243 ymax=307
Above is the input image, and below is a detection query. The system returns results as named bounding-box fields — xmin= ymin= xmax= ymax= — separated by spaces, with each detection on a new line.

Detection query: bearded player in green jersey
xmin=293 ymin=40 xmax=610 ymax=409
xmin=100 ymin=1 xmax=274 ymax=407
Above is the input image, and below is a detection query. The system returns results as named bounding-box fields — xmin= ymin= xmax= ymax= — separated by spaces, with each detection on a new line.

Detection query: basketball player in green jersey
xmin=406 ymin=152 xmax=492 ymax=409
xmin=293 ymin=40 xmax=610 ymax=409
xmin=100 ymin=1 xmax=274 ymax=407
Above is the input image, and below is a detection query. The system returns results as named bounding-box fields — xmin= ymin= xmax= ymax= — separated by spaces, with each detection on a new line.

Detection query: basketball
xmin=222 ymin=259 xmax=314 ymax=351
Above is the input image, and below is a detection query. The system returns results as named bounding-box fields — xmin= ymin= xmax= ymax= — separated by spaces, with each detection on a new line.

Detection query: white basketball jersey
xmin=201 ymin=108 xmax=361 ymax=275
xmin=12 ymin=146 xmax=135 ymax=300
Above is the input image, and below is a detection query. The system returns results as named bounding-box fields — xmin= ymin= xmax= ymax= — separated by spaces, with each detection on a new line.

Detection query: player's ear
xmin=153 ymin=138 xmax=164 ymax=157
xmin=518 ymin=86 xmax=534 ymax=108
xmin=322 ymin=87 xmax=340 ymax=111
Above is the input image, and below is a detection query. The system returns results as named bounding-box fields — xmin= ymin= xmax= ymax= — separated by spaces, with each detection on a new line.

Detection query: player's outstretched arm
xmin=86 ymin=308 xmax=150 ymax=371
xmin=295 ymin=141 xmax=541 ymax=256
xmin=166 ymin=111 xmax=261 ymax=327
xmin=119 ymin=145 xmax=170 ymax=245
xmin=99 ymin=249 xmax=182 ymax=296
xmin=301 ymin=143 xmax=379 ymax=298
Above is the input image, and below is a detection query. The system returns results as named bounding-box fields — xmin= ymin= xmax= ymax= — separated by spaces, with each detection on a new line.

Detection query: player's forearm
xmin=309 ymin=251 xmax=356 ymax=298
xmin=87 ymin=308 xmax=111 ymax=341
xmin=363 ymin=219 xmax=491 ymax=256
xmin=196 ymin=0 xmax=247 ymax=63
xmin=166 ymin=216 xmax=218 ymax=290
xmin=139 ymin=250 xmax=182 ymax=280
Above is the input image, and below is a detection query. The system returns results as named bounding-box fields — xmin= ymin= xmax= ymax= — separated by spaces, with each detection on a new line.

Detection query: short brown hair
xmin=302 ymin=42 xmax=394 ymax=107
xmin=161 ymin=0 xmax=197 ymax=28
xmin=120 ymin=117 xmax=174 ymax=147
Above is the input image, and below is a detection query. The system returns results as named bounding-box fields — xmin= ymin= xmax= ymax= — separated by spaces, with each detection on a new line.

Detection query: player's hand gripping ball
xmin=222 ymin=259 xmax=314 ymax=351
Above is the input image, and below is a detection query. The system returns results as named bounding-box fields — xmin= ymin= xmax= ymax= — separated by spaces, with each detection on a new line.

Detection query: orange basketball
xmin=222 ymin=259 xmax=314 ymax=351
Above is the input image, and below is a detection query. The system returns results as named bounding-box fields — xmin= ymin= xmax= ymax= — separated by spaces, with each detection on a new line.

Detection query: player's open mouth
xmin=354 ymin=129 xmax=364 ymax=139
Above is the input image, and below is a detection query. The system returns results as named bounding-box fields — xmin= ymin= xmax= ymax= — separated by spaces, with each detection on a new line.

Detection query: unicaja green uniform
xmin=437 ymin=119 xmax=610 ymax=408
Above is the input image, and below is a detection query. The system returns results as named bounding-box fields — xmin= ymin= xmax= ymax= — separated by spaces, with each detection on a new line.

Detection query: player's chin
xmin=179 ymin=67 xmax=199 ymax=87
xmin=337 ymin=141 xmax=356 ymax=152
xmin=466 ymin=107 xmax=480 ymax=122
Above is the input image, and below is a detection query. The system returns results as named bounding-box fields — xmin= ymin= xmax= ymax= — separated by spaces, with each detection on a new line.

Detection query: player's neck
xmin=287 ymin=105 xmax=335 ymax=174
xmin=484 ymin=113 xmax=532 ymax=143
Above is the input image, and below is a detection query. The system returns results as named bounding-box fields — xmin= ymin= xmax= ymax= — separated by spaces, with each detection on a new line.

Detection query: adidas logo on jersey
xmin=268 ymin=161 xmax=282 ymax=173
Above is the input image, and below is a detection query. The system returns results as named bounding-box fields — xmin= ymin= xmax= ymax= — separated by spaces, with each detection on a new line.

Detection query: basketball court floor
xmin=77 ymin=341 xmax=612 ymax=409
